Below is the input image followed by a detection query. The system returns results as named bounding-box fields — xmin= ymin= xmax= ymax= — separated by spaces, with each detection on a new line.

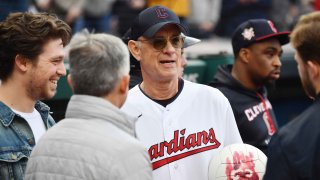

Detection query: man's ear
xmin=67 ymin=74 xmax=74 ymax=92
xmin=238 ymin=48 xmax=250 ymax=64
xmin=306 ymin=60 xmax=319 ymax=79
xmin=128 ymin=40 xmax=141 ymax=62
xmin=119 ymin=74 xmax=130 ymax=94
xmin=15 ymin=54 xmax=28 ymax=72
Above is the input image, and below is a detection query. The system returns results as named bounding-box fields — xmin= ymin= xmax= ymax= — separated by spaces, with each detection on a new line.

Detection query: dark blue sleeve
xmin=263 ymin=134 xmax=294 ymax=180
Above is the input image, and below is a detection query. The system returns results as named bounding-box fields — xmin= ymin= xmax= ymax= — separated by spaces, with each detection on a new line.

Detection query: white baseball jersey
xmin=121 ymin=80 xmax=243 ymax=180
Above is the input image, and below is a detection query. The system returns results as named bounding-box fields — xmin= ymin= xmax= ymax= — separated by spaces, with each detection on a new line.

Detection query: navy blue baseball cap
xmin=232 ymin=19 xmax=290 ymax=55
xmin=123 ymin=5 xmax=188 ymax=41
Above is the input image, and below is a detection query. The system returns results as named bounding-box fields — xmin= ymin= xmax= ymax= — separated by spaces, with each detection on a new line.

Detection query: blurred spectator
xmin=112 ymin=0 xmax=146 ymax=36
xmin=0 ymin=0 xmax=29 ymax=21
xmin=269 ymin=0 xmax=291 ymax=31
xmin=187 ymin=0 xmax=222 ymax=39
xmin=288 ymin=0 xmax=314 ymax=29
xmin=270 ymin=0 xmax=314 ymax=32
xmin=215 ymin=0 xmax=272 ymax=37
xmin=35 ymin=0 xmax=116 ymax=34
xmin=34 ymin=0 xmax=84 ymax=34
xmin=180 ymin=33 xmax=201 ymax=77
xmin=314 ymin=0 xmax=320 ymax=10
xmin=82 ymin=0 xmax=115 ymax=33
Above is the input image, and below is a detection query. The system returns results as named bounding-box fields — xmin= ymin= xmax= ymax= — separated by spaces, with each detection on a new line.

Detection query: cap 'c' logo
xmin=156 ymin=8 xmax=169 ymax=18
xmin=268 ymin=20 xmax=278 ymax=33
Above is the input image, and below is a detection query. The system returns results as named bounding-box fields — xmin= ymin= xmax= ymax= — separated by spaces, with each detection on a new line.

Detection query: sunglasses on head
xmin=138 ymin=35 xmax=185 ymax=51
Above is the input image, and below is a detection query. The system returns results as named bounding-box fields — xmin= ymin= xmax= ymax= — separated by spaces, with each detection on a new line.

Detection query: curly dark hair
xmin=0 ymin=12 xmax=71 ymax=81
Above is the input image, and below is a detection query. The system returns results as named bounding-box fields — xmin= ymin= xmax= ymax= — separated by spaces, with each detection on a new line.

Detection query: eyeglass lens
xmin=151 ymin=36 xmax=184 ymax=50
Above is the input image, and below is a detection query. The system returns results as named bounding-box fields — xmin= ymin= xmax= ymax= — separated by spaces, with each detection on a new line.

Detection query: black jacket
xmin=264 ymin=96 xmax=320 ymax=180
xmin=209 ymin=64 xmax=278 ymax=154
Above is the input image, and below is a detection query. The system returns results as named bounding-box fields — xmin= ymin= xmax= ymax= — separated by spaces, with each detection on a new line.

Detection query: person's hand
xmin=66 ymin=6 xmax=82 ymax=24
xmin=129 ymin=0 xmax=146 ymax=9
xmin=36 ymin=0 xmax=51 ymax=10
xmin=199 ymin=22 xmax=214 ymax=32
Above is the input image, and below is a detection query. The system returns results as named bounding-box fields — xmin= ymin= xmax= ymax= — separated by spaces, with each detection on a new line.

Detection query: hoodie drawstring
xmin=256 ymin=92 xmax=276 ymax=135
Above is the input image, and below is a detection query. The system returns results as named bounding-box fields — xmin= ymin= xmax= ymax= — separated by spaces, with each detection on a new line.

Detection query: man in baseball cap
xmin=210 ymin=19 xmax=290 ymax=154
xmin=125 ymin=32 xmax=201 ymax=88
xmin=123 ymin=14 xmax=200 ymax=88
xmin=121 ymin=5 xmax=243 ymax=180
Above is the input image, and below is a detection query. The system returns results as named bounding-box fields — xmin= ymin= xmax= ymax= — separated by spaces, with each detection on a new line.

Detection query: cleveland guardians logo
xmin=148 ymin=128 xmax=221 ymax=170
xmin=155 ymin=7 xmax=169 ymax=18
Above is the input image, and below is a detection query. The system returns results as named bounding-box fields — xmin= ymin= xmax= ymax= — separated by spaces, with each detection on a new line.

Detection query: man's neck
xmin=0 ymin=81 xmax=36 ymax=113
xmin=231 ymin=65 xmax=261 ymax=90
xmin=140 ymin=78 xmax=179 ymax=100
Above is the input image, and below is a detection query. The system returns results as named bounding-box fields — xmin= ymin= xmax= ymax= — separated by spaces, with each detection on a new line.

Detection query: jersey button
xmin=174 ymin=163 xmax=178 ymax=169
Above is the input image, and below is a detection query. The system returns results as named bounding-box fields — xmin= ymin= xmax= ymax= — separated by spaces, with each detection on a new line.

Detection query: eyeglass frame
xmin=136 ymin=35 xmax=185 ymax=51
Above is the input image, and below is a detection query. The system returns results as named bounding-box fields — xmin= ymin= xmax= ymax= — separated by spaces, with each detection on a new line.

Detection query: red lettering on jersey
xmin=185 ymin=133 xmax=197 ymax=149
xmin=149 ymin=144 xmax=160 ymax=159
xmin=179 ymin=129 xmax=186 ymax=150
xmin=148 ymin=128 xmax=221 ymax=170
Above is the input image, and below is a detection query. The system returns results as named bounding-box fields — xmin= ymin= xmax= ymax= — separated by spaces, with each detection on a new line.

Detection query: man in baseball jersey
xmin=209 ymin=19 xmax=290 ymax=154
xmin=121 ymin=5 xmax=243 ymax=180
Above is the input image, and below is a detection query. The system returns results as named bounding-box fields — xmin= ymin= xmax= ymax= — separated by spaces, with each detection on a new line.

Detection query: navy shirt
xmin=264 ymin=96 xmax=320 ymax=180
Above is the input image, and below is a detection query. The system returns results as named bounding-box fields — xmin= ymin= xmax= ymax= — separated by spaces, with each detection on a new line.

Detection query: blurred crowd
xmin=0 ymin=0 xmax=318 ymax=39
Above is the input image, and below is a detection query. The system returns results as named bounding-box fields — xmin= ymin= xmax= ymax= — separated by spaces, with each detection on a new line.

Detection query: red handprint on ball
xmin=225 ymin=151 xmax=259 ymax=180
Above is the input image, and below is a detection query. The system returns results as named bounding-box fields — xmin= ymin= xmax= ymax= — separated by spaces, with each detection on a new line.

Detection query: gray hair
xmin=68 ymin=30 xmax=130 ymax=96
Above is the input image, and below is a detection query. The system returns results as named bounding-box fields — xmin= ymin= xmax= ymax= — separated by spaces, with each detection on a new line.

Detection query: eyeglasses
xmin=138 ymin=35 xmax=185 ymax=51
